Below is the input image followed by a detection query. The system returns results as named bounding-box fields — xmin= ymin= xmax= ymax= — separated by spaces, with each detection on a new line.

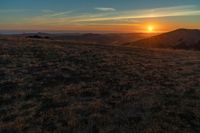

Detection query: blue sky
xmin=0 ymin=0 xmax=200 ymax=32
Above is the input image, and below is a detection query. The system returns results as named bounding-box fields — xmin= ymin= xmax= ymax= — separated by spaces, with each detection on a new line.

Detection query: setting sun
xmin=147 ymin=25 xmax=154 ymax=32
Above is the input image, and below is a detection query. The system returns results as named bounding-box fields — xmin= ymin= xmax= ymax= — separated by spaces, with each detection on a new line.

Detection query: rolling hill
xmin=2 ymin=32 xmax=156 ymax=45
xmin=127 ymin=29 xmax=200 ymax=50
xmin=0 ymin=36 xmax=200 ymax=132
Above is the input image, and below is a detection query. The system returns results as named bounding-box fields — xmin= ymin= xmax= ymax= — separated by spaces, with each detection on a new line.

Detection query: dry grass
xmin=0 ymin=37 xmax=200 ymax=133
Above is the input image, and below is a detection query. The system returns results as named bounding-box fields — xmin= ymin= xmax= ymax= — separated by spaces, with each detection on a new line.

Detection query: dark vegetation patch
xmin=27 ymin=35 xmax=50 ymax=40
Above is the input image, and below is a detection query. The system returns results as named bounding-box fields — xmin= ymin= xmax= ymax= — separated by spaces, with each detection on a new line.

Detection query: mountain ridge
xmin=126 ymin=29 xmax=200 ymax=50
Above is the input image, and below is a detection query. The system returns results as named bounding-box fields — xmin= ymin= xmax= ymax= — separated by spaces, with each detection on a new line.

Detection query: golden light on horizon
xmin=147 ymin=25 xmax=154 ymax=32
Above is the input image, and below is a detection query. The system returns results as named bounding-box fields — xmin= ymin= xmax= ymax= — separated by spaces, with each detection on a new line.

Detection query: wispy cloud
xmin=39 ymin=10 xmax=75 ymax=18
xmin=42 ymin=9 xmax=54 ymax=13
xmin=95 ymin=7 xmax=116 ymax=12
xmin=2 ymin=5 xmax=200 ymax=28
xmin=71 ymin=5 xmax=200 ymax=23
xmin=0 ymin=9 xmax=28 ymax=13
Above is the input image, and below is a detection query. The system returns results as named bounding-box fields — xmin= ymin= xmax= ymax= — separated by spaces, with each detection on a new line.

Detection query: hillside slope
xmin=127 ymin=29 xmax=200 ymax=50
xmin=0 ymin=37 xmax=200 ymax=132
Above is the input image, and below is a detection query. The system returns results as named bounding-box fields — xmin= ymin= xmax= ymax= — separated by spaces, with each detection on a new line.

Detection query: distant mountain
xmin=3 ymin=32 xmax=156 ymax=45
xmin=126 ymin=29 xmax=200 ymax=50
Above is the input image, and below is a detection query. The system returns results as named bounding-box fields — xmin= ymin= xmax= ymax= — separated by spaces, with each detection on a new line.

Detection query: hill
xmin=0 ymin=36 xmax=200 ymax=132
xmin=127 ymin=29 xmax=200 ymax=50
xmin=1 ymin=32 xmax=156 ymax=45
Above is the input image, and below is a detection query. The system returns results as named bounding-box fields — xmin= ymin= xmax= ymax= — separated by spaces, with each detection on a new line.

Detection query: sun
xmin=147 ymin=25 xmax=154 ymax=32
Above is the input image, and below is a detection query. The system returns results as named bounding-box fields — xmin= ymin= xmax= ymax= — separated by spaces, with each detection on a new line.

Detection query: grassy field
xmin=0 ymin=37 xmax=200 ymax=133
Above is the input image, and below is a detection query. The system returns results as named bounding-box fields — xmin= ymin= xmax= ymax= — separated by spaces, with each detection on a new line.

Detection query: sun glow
xmin=147 ymin=25 xmax=154 ymax=32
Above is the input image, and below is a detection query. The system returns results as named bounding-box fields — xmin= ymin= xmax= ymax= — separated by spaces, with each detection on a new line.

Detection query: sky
xmin=0 ymin=0 xmax=200 ymax=33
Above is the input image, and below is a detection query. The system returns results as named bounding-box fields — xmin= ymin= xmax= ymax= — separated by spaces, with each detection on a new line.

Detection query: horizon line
xmin=0 ymin=28 xmax=199 ymax=35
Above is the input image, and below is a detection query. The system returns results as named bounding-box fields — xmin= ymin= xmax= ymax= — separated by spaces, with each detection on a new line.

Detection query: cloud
xmin=73 ymin=5 xmax=200 ymax=23
xmin=49 ymin=11 xmax=74 ymax=17
xmin=27 ymin=5 xmax=200 ymax=26
xmin=31 ymin=10 xmax=75 ymax=21
xmin=42 ymin=9 xmax=54 ymax=13
xmin=0 ymin=9 xmax=28 ymax=13
xmin=6 ymin=5 xmax=200 ymax=27
xmin=95 ymin=7 xmax=116 ymax=12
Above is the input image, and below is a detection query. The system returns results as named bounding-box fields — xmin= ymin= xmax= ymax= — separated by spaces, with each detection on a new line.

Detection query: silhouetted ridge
xmin=127 ymin=29 xmax=200 ymax=50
